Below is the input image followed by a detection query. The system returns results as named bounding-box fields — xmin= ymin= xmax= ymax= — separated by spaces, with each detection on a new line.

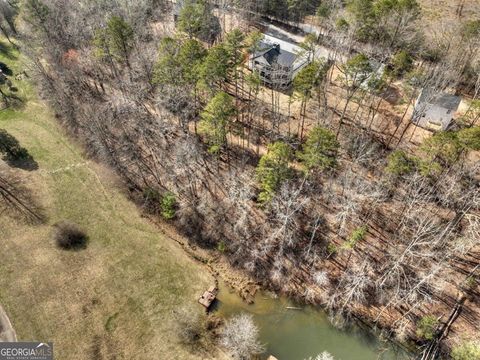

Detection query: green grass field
xmin=0 ymin=40 xmax=216 ymax=359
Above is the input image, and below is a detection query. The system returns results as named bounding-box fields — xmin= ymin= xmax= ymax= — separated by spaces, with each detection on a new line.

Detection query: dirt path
xmin=0 ymin=304 xmax=16 ymax=342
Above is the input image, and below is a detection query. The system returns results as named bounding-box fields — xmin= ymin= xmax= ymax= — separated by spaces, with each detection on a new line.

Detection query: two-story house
xmin=248 ymin=39 xmax=309 ymax=89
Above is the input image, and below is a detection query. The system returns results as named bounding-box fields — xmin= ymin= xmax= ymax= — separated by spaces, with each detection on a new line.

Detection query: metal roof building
xmin=412 ymin=88 xmax=461 ymax=131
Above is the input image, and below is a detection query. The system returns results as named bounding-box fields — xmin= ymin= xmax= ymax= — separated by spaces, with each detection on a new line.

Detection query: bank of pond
xmin=214 ymin=281 xmax=412 ymax=360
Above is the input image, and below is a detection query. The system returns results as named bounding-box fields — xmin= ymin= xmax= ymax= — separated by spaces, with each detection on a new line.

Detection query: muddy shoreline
xmin=143 ymin=211 xmax=417 ymax=358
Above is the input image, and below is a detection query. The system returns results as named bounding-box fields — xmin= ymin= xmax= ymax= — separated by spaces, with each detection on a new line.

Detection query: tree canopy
xmin=199 ymin=91 xmax=235 ymax=154
xmin=297 ymin=126 xmax=339 ymax=172
xmin=256 ymin=142 xmax=293 ymax=203
xmin=93 ymin=16 xmax=134 ymax=67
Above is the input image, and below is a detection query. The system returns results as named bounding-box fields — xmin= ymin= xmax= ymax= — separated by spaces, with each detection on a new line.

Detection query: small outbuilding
xmin=412 ymin=88 xmax=461 ymax=131
xmin=198 ymin=285 xmax=218 ymax=309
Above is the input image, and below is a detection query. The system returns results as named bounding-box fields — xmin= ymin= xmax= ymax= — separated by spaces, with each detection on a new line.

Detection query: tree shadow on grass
xmin=0 ymin=171 xmax=47 ymax=224
xmin=0 ymin=129 xmax=38 ymax=170
xmin=0 ymin=40 xmax=17 ymax=60
xmin=0 ymin=62 xmax=13 ymax=76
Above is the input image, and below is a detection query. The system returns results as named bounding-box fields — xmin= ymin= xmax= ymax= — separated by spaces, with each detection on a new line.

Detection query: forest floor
xmin=418 ymin=0 xmax=480 ymax=35
xmin=0 ymin=41 xmax=222 ymax=360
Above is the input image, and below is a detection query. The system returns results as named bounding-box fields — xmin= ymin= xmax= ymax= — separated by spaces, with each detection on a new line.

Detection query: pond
xmin=214 ymin=281 xmax=412 ymax=360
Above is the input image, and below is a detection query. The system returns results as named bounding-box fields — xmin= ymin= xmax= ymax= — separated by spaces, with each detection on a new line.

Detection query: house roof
xmin=252 ymin=41 xmax=298 ymax=67
xmin=417 ymin=88 xmax=461 ymax=111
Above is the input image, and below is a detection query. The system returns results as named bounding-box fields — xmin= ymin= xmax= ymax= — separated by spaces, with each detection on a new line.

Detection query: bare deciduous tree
xmin=220 ymin=314 xmax=264 ymax=360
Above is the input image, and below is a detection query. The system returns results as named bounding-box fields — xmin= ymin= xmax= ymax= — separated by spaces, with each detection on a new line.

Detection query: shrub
xmin=335 ymin=18 xmax=349 ymax=31
xmin=173 ymin=308 xmax=223 ymax=347
xmin=390 ymin=51 xmax=413 ymax=78
xmin=385 ymin=150 xmax=416 ymax=177
xmin=451 ymin=341 xmax=480 ymax=360
xmin=343 ymin=225 xmax=367 ymax=250
xmin=54 ymin=221 xmax=88 ymax=250
xmin=316 ymin=3 xmax=331 ymax=18
xmin=416 ymin=315 xmax=438 ymax=340
xmin=217 ymin=241 xmax=226 ymax=252
xmin=327 ymin=243 xmax=337 ymax=255
xmin=457 ymin=126 xmax=480 ymax=151
xmin=161 ymin=192 xmax=177 ymax=219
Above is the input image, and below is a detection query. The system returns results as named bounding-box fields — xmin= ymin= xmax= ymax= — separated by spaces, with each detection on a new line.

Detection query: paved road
xmin=262 ymin=21 xmax=343 ymax=62
xmin=0 ymin=305 xmax=16 ymax=342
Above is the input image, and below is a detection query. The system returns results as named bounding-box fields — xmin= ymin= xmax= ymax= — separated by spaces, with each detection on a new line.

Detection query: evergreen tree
xmin=153 ymin=37 xmax=182 ymax=85
xmin=293 ymin=60 xmax=329 ymax=139
xmin=178 ymin=38 xmax=207 ymax=85
xmin=245 ymin=30 xmax=263 ymax=54
xmin=256 ymin=142 xmax=293 ymax=203
xmin=224 ymin=29 xmax=245 ymax=101
xmin=23 ymin=0 xmax=50 ymax=36
xmin=199 ymin=91 xmax=235 ymax=154
xmin=346 ymin=0 xmax=376 ymax=41
xmin=297 ymin=126 xmax=339 ymax=173
xmin=385 ymin=150 xmax=416 ymax=176
xmin=178 ymin=0 xmax=204 ymax=38
xmin=198 ymin=45 xmax=230 ymax=93
xmin=178 ymin=0 xmax=220 ymax=43
xmin=341 ymin=53 xmax=372 ymax=88
xmin=389 ymin=50 xmax=413 ymax=78
xmin=416 ymin=315 xmax=438 ymax=341
xmin=161 ymin=192 xmax=177 ymax=220
xmin=93 ymin=16 xmax=134 ymax=68
xmin=457 ymin=126 xmax=480 ymax=151
xmin=106 ymin=16 xmax=134 ymax=67
xmin=451 ymin=341 xmax=480 ymax=360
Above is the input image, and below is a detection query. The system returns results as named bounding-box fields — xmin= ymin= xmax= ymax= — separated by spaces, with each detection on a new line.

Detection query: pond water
xmin=214 ymin=281 xmax=412 ymax=360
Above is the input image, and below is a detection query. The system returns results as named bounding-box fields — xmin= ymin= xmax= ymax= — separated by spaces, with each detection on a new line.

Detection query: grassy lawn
xmin=0 ymin=41 xmax=215 ymax=359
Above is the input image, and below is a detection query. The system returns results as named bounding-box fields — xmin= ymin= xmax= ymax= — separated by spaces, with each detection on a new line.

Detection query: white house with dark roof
xmin=412 ymin=88 xmax=461 ymax=131
xmin=248 ymin=36 xmax=310 ymax=89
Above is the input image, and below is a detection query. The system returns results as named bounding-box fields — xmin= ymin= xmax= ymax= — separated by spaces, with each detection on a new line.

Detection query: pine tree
xmin=297 ymin=126 xmax=339 ymax=173
xmin=107 ymin=16 xmax=133 ymax=67
xmin=198 ymin=45 xmax=230 ymax=93
xmin=256 ymin=142 xmax=293 ymax=203
xmin=93 ymin=16 xmax=134 ymax=69
xmin=293 ymin=60 xmax=328 ymax=140
xmin=199 ymin=92 xmax=235 ymax=154
xmin=153 ymin=37 xmax=182 ymax=85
